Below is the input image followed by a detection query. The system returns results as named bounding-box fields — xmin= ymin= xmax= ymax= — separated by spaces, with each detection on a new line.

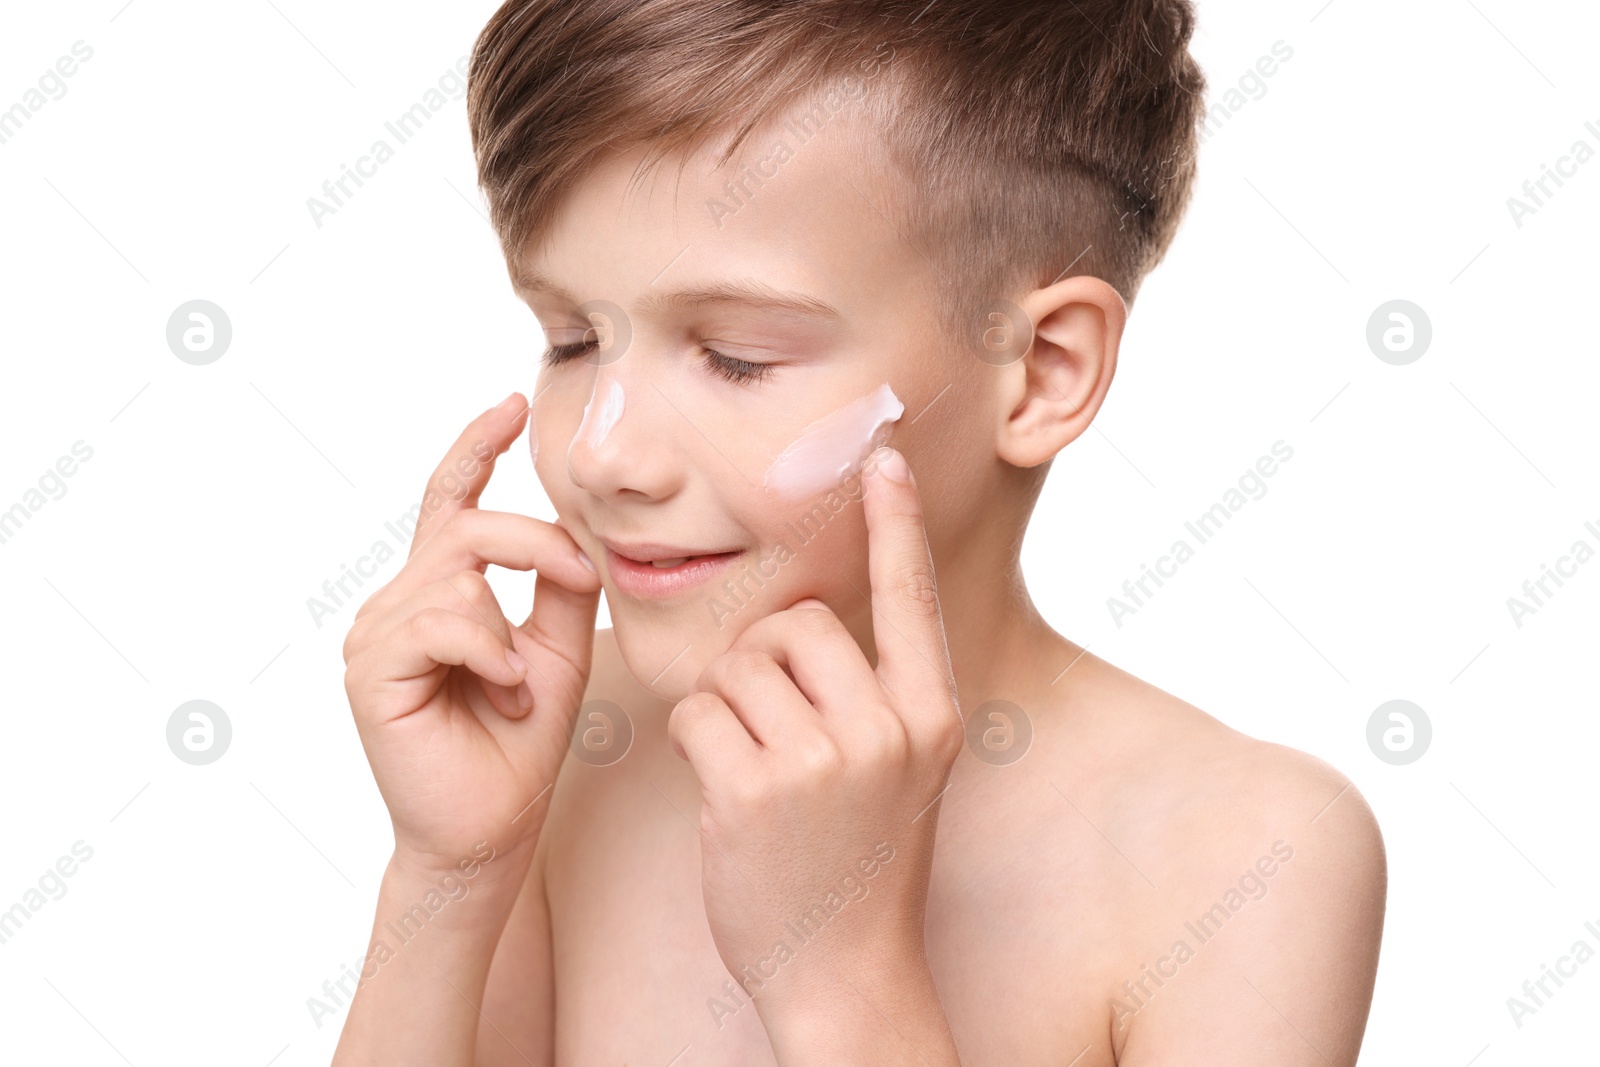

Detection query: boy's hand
xmin=341 ymin=393 xmax=601 ymax=883
xmin=667 ymin=446 xmax=964 ymax=1021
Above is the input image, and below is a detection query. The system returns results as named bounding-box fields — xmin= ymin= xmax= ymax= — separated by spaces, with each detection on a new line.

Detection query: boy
xmin=334 ymin=1 xmax=1386 ymax=1063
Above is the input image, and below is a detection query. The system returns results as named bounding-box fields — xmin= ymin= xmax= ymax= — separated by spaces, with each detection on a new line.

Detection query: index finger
xmin=411 ymin=392 xmax=530 ymax=551
xmin=861 ymin=446 xmax=956 ymax=710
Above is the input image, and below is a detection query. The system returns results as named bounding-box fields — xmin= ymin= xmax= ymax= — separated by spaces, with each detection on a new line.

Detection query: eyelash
xmin=540 ymin=341 xmax=776 ymax=385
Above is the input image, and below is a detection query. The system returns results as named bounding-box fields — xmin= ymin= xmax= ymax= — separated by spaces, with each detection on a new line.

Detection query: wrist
xmin=383 ymin=837 xmax=535 ymax=934
xmin=333 ymin=845 xmax=533 ymax=1066
xmin=754 ymin=942 xmax=960 ymax=1064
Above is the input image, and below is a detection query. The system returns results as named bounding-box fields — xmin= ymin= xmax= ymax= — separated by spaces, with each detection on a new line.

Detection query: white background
xmin=1 ymin=0 xmax=1595 ymax=1063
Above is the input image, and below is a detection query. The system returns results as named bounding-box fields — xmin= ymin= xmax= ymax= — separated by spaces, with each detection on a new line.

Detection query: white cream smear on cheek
xmin=761 ymin=383 xmax=904 ymax=499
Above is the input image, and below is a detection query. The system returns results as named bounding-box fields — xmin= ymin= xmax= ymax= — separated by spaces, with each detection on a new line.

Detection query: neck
xmin=938 ymin=543 xmax=1074 ymax=718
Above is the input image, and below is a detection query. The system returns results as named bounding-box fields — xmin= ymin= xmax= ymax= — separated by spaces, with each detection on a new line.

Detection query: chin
xmin=608 ymin=606 xmax=732 ymax=703
xmin=605 ymin=564 xmax=817 ymax=701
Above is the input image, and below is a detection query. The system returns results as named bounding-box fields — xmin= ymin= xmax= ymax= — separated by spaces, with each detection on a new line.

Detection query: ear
xmin=994 ymin=276 xmax=1126 ymax=469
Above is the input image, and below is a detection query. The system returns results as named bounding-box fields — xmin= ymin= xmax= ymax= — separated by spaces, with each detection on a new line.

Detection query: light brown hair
xmin=467 ymin=0 xmax=1207 ymax=341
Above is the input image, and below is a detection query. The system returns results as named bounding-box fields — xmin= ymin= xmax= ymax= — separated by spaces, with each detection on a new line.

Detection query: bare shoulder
xmin=1044 ymin=653 xmax=1384 ymax=870
xmin=1040 ymin=654 xmax=1387 ymax=1063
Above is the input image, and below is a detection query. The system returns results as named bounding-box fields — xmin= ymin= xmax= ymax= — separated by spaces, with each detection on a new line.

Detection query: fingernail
xmin=872 ymin=447 xmax=911 ymax=482
xmin=577 ymin=549 xmax=596 ymax=573
xmin=505 ymin=647 xmax=528 ymax=673
xmin=497 ymin=392 xmax=522 ymax=415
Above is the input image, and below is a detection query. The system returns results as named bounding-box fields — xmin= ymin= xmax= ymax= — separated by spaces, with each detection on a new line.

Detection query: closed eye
xmin=540 ymin=341 xmax=775 ymax=385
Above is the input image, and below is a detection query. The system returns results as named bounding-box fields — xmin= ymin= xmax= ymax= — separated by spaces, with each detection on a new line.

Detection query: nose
xmin=565 ymin=367 xmax=681 ymax=500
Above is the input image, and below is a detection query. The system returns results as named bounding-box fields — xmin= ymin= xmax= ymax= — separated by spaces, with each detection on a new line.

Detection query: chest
xmin=540 ymin=770 xmax=1122 ymax=1066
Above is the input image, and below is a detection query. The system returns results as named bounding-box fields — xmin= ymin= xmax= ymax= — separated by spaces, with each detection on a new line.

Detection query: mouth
xmin=597 ymin=538 xmax=746 ymax=599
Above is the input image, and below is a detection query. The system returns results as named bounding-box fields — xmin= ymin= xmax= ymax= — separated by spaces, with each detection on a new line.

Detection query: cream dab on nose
xmin=762 ymin=383 xmax=904 ymax=499
xmin=576 ymin=379 xmax=626 ymax=449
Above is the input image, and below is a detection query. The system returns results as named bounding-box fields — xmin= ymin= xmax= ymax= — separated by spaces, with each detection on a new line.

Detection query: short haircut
xmin=467 ymin=0 xmax=1207 ymax=345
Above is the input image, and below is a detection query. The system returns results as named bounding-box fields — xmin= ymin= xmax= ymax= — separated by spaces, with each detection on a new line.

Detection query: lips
xmin=596 ymin=537 xmax=745 ymax=599
xmin=597 ymin=537 xmax=741 ymax=564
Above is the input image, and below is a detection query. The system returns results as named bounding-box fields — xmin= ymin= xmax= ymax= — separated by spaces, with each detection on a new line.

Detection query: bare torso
xmin=502 ymin=628 xmax=1366 ymax=1065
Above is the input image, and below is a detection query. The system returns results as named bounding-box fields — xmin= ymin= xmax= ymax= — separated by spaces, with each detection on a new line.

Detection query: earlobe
xmin=994 ymin=276 xmax=1125 ymax=469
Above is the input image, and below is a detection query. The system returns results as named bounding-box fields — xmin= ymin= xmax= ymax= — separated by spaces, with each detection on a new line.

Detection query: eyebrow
xmin=513 ymin=265 xmax=844 ymax=321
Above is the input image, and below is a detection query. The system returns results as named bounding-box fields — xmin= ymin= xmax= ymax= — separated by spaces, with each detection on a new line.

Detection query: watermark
xmin=1366 ymin=299 xmax=1431 ymax=365
xmin=305 ymin=507 xmax=420 ymax=630
xmin=167 ymin=700 xmax=232 ymax=765
xmin=569 ymin=699 xmax=634 ymax=766
xmin=305 ymin=840 xmax=498 ymax=1029
xmin=306 ymin=438 xmax=494 ymax=629
xmin=1506 ymin=118 xmax=1600 ymax=229
xmin=1195 ymin=41 xmax=1295 ymax=146
xmin=966 ymin=297 xmax=1034 ymax=367
xmin=0 ymin=440 xmax=94 ymax=548
xmin=1109 ymin=840 xmax=1295 ymax=1030
xmin=1106 ymin=441 xmax=1296 ymax=628
xmin=1114 ymin=39 xmax=1293 ymax=237
xmin=1365 ymin=699 xmax=1431 ymax=765
xmin=964 ymin=699 xmax=1032 ymax=766
xmin=166 ymin=300 xmax=232 ymax=365
xmin=0 ymin=840 xmax=94 ymax=948
xmin=706 ymin=840 xmax=896 ymax=1028
xmin=1504 ymin=518 xmax=1599 ymax=629
xmin=306 ymin=56 xmax=470 ymax=229
xmin=1505 ymin=917 xmax=1600 ymax=1029
xmin=551 ymin=299 xmax=630 ymax=367
xmin=0 ymin=40 xmax=95 ymax=148
xmin=704 ymin=41 xmax=896 ymax=230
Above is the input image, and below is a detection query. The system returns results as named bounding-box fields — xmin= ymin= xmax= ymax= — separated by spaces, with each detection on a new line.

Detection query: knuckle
xmin=673 ymin=690 xmax=720 ymax=727
xmin=451 ymin=579 xmax=505 ymax=639
xmin=437 ymin=507 xmax=477 ymax=549
xmin=345 ymin=582 xmax=392 ymax=635
xmin=790 ymin=607 xmax=838 ymax=639
xmin=340 ymin=621 xmax=363 ymax=666
xmin=342 ymin=651 xmax=377 ymax=714
xmin=449 ymin=569 xmax=500 ymax=615
xmin=795 ymin=737 xmax=843 ymax=778
xmin=405 ymin=607 xmax=451 ymax=645
xmin=341 ymin=658 xmax=362 ymax=704
xmin=928 ymin=714 xmax=964 ymax=764
xmin=716 ymin=649 xmax=775 ymax=690
xmin=864 ymin=718 xmax=910 ymax=766
xmin=893 ymin=563 xmax=941 ymax=614
xmin=670 ymin=693 xmax=722 ymax=749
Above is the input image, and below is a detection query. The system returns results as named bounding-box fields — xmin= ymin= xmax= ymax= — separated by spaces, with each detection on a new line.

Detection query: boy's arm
xmin=1118 ymin=769 xmax=1387 ymax=1066
xmin=331 ymin=847 xmax=540 ymax=1067
xmin=475 ymin=823 xmax=557 ymax=1066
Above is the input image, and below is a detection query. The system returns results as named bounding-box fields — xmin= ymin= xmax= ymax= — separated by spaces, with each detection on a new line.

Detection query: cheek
xmin=760 ymin=382 xmax=904 ymax=500
xmin=528 ymin=374 xmax=591 ymax=479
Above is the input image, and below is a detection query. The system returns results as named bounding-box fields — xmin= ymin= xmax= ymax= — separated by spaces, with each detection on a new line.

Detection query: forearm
xmin=757 ymin=949 xmax=962 ymax=1066
xmin=331 ymin=849 xmax=533 ymax=1067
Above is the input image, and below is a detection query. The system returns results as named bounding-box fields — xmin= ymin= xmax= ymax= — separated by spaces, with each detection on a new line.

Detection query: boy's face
xmin=517 ymin=112 xmax=985 ymax=699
